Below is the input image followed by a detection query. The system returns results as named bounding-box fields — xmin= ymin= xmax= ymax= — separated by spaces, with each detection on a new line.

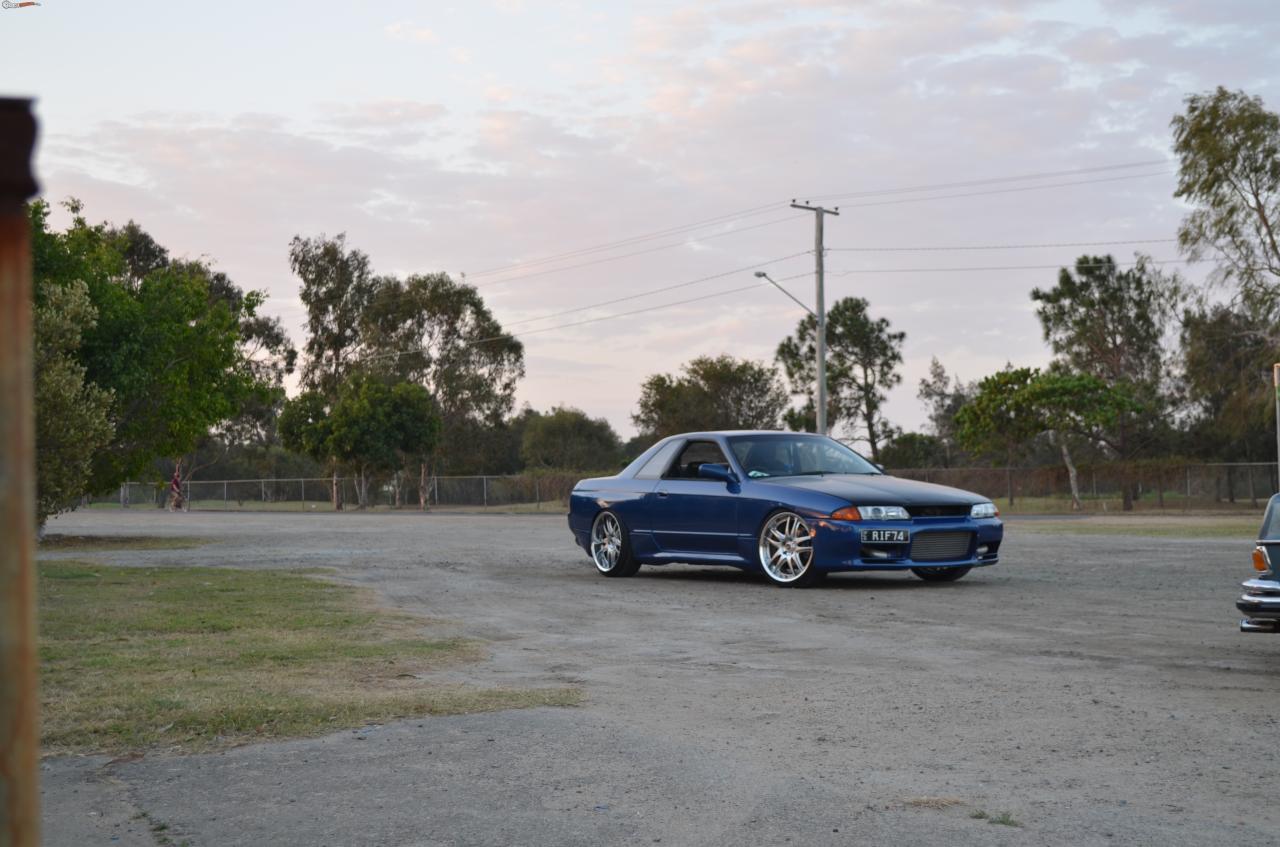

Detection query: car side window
xmin=664 ymin=440 xmax=731 ymax=480
xmin=634 ymin=441 xmax=683 ymax=480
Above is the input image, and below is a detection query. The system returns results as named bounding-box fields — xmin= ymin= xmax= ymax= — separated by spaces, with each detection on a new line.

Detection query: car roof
xmin=665 ymin=430 xmax=828 ymax=439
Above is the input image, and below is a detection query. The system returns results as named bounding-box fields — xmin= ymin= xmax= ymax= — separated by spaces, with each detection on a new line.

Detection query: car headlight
xmin=970 ymin=502 xmax=998 ymax=519
xmin=857 ymin=505 xmax=910 ymax=521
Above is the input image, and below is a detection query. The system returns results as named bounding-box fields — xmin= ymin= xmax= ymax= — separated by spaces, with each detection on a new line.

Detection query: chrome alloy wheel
xmin=759 ymin=511 xmax=815 ymax=583
xmin=591 ymin=511 xmax=624 ymax=573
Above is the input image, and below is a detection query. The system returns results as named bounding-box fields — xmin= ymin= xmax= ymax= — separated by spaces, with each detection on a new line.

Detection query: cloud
xmin=32 ymin=1 xmax=1279 ymax=440
xmin=384 ymin=21 xmax=440 ymax=43
xmin=323 ymin=99 xmax=449 ymax=129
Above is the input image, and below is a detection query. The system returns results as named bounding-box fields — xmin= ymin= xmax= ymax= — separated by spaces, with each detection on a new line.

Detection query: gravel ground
xmin=39 ymin=509 xmax=1280 ymax=847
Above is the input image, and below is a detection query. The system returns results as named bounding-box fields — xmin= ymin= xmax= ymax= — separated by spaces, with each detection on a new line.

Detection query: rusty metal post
xmin=0 ymin=97 xmax=40 ymax=847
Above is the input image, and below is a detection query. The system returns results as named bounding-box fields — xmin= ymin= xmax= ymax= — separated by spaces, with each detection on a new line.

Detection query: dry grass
xmin=39 ymin=562 xmax=579 ymax=755
xmin=903 ymin=796 xmax=965 ymax=810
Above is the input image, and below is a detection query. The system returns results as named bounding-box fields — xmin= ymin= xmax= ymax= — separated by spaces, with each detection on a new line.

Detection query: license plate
xmin=863 ymin=529 xmax=909 ymax=543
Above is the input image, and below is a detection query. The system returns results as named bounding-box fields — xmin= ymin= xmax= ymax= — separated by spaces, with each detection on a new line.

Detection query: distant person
xmin=167 ymin=465 xmax=185 ymax=512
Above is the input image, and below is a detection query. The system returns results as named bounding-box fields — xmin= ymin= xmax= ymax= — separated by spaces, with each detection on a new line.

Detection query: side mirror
xmin=697 ymin=463 xmax=738 ymax=484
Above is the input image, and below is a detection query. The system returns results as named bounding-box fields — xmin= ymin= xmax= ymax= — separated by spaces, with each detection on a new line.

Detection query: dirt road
xmin=39 ymin=510 xmax=1280 ymax=846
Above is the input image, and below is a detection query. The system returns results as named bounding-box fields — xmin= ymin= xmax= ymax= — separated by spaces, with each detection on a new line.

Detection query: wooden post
xmin=0 ymin=96 xmax=41 ymax=847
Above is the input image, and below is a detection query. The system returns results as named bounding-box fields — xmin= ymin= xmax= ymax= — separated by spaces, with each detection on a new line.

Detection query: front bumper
xmin=1238 ymin=577 xmax=1280 ymax=632
xmin=807 ymin=516 xmax=1003 ymax=572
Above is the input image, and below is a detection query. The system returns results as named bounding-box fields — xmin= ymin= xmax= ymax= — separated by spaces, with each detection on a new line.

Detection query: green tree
xmin=1179 ymin=304 xmax=1276 ymax=460
xmin=279 ymin=391 xmax=333 ymax=467
xmin=916 ymin=357 xmax=973 ymax=466
xmin=360 ymin=272 xmax=524 ymax=474
xmin=30 ymin=200 xmax=273 ymax=494
xmin=1172 ymin=87 xmax=1280 ymax=304
xmin=289 ymin=233 xmax=378 ymax=399
xmin=632 ymin=355 xmax=788 ymax=439
xmin=957 ymin=367 xmax=1132 ymax=509
xmin=878 ymin=432 xmax=947 ymax=469
xmin=521 ymin=406 xmax=621 ymax=470
xmin=1021 ymin=370 xmax=1135 ymax=510
xmin=776 ymin=297 xmax=904 ymax=461
xmin=1031 ymin=254 xmax=1180 ymax=508
xmin=956 ymin=367 xmax=1044 ymax=486
xmin=33 ymin=280 xmax=113 ymax=527
xmin=280 ymin=379 xmax=441 ymax=509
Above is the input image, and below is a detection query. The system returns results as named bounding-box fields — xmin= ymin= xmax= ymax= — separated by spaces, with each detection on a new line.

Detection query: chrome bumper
xmin=1238 ymin=578 xmax=1280 ymax=632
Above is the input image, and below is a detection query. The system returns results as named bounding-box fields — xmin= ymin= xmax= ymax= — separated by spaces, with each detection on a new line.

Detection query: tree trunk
xmin=331 ymin=466 xmax=342 ymax=511
xmin=393 ymin=470 xmax=403 ymax=509
xmin=419 ymin=461 xmax=429 ymax=511
xmin=1053 ymin=432 xmax=1082 ymax=512
xmin=1005 ymin=450 xmax=1015 ymax=507
xmin=357 ymin=468 xmax=370 ymax=510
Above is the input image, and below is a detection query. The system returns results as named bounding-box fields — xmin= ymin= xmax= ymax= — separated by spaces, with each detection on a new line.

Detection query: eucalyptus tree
xmin=1172 ymin=87 xmax=1280 ymax=306
xmin=632 ymin=355 xmax=788 ymax=440
xmin=359 ymin=272 xmax=524 ymax=475
xmin=776 ymin=297 xmax=904 ymax=462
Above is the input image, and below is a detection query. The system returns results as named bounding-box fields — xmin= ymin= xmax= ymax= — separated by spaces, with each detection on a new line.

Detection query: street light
xmin=754 ymin=271 xmax=827 ymax=436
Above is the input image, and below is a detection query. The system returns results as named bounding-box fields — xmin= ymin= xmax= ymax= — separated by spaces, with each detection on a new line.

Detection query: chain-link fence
xmin=91 ymin=472 xmax=585 ymax=512
xmin=891 ymin=462 xmax=1280 ymax=512
xmin=87 ymin=463 xmax=1280 ymax=514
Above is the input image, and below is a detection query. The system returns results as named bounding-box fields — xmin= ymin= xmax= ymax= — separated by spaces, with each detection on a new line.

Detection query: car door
xmin=646 ymin=439 xmax=741 ymax=557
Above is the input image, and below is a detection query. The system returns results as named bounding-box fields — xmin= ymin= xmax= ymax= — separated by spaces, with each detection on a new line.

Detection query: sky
xmin=3 ymin=0 xmax=1278 ymax=444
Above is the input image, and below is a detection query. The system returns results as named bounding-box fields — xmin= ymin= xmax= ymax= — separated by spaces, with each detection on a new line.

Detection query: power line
xmin=473 ymin=213 xmax=808 ymax=289
xmin=460 ymin=159 xmax=1171 ymax=282
xmin=827 ymin=238 xmax=1177 ymax=252
xmin=361 ymin=271 xmax=815 ymax=363
xmin=827 ymin=258 xmax=1198 ymax=275
xmin=502 ymin=251 xmax=812 ymax=328
xmin=806 ymin=158 xmax=1169 ymax=203
xmin=827 ymin=170 xmax=1173 ymax=211
xmin=469 ymin=172 xmax=1170 ymax=291
xmin=466 ymin=201 xmax=786 ymax=279
xmin=477 ymin=271 xmax=814 ymax=344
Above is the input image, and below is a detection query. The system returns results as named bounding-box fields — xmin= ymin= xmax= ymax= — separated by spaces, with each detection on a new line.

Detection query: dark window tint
xmin=634 ymin=441 xmax=683 ymax=479
xmin=665 ymin=440 xmax=730 ymax=480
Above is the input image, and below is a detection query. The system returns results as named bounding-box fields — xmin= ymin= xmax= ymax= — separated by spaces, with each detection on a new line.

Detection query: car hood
xmin=768 ymin=474 xmax=985 ymax=506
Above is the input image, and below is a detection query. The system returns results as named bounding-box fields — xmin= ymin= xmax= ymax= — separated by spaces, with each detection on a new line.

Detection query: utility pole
xmin=0 ymin=97 xmax=40 ymax=847
xmin=1273 ymin=364 xmax=1280 ymax=484
xmin=790 ymin=200 xmax=839 ymax=435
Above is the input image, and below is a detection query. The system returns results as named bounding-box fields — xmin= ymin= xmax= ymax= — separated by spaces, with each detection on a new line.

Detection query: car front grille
xmin=910 ymin=531 xmax=973 ymax=562
xmin=906 ymin=504 xmax=970 ymax=518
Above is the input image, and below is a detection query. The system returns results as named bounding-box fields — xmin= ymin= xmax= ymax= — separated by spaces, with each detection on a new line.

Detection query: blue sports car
xmin=567 ymin=430 xmax=1003 ymax=586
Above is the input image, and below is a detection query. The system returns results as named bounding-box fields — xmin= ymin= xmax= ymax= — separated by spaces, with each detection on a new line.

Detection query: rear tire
xmin=911 ymin=566 xmax=971 ymax=583
xmin=590 ymin=510 xmax=640 ymax=577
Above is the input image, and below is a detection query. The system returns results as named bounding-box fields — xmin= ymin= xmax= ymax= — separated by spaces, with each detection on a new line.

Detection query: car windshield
xmin=728 ymin=435 xmax=881 ymax=479
xmin=1262 ymin=494 xmax=1280 ymax=540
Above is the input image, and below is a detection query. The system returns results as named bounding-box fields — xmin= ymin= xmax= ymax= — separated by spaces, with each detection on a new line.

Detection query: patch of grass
xmin=988 ymin=811 xmax=1023 ymax=827
xmin=1017 ymin=515 xmax=1261 ymax=539
xmin=969 ymin=810 xmax=989 ymax=820
xmin=39 ymin=535 xmax=209 ymax=551
xmin=904 ymin=796 xmax=964 ymax=809
xmin=39 ymin=562 xmax=579 ymax=755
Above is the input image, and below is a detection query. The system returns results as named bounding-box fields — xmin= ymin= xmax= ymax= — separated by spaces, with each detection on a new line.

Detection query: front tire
xmin=758 ymin=511 xmax=819 ymax=587
xmin=590 ymin=510 xmax=640 ymax=577
xmin=911 ymin=566 xmax=971 ymax=583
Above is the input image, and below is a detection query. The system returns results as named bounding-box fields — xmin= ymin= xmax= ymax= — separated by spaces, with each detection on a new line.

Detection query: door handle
xmin=657 ymin=490 xmax=669 ymax=498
